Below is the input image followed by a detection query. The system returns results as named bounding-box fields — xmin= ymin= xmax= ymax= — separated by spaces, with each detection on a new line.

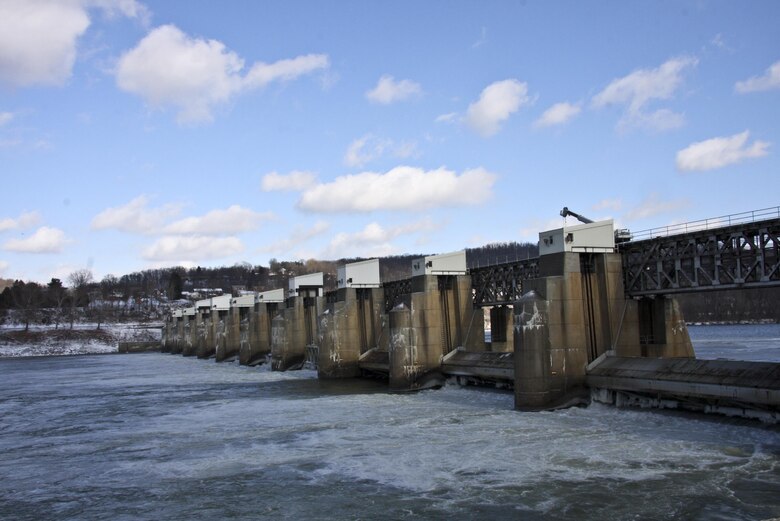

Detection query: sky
xmin=1 ymin=0 xmax=779 ymax=284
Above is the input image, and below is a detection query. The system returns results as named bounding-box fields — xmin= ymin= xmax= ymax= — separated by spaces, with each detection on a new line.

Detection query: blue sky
xmin=1 ymin=0 xmax=779 ymax=283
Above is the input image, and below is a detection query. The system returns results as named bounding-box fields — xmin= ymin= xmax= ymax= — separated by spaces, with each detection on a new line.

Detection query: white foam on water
xmin=2 ymin=338 xmax=779 ymax=519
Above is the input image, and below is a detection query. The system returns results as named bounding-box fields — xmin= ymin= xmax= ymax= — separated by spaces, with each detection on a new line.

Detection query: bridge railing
xmin=628 ymin=206 xmax=780 ymax=242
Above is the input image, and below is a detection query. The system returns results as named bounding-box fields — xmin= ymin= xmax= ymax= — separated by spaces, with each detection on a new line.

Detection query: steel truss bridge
xmin=380 ymin=208 xmax=780 ymax=309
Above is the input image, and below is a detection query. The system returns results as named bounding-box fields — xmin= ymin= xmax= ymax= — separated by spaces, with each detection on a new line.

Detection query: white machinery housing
xmin=338 ymin=259 xmax=381 ymax=288
xmin=256 ymin=288 xmax=285 ymax=303
xmin=412 ymin=250 xmax=467 ymax=276
xmin=539 ymin=219 xmax=616 ymax=256
xmin=289 ymin=272 xmax=324 ymax=297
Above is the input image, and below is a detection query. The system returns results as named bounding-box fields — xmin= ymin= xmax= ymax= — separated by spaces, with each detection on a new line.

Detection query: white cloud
xmin=91 ymin=195 xmax=181 ymax=234
xmin=0 ymin=260 xmax=8 ymax=276
xmin=116 ymin=24 xmax=329 ymax=123
xmin=0 ymin=0 xmax=145 ymax=88
xmin=533 ymin=102 xmax=581 ymax=128
xmin=435 ymin=112 xmax=458 ymax=123
xmin=0 ymin=211 xmax=42 ymax=232
xmin=298 ymin=166 xmax=497 ymax=213
xmin=142 ymin=235 xmax=244 ymax=262
xmin=623 ymin=194 xmax=689 ymax=221
xmin=735 ymin=60 xmax=780 ymax=94
xmin=261 ymin=170 xmax=318 ymax=192
xmin=323 ymin=219 xmax=441 ymax=259
xmin=466 ymin=79 xmax=530 ymax=137
xmin=365 ymin=75 xmax=422 ymax=104
xmin=344 ymin=135 xmax=389 ymax=167
xmin=676 ymin=131 xmax=770 ymax=172
xmin=343 ymin=135 xmax=419 ymax=168
xmin=163 ymin=205 xmax=274 ymax=235
xmin=592 ymin=56 xmax=697 ymax=131
xmin=259 ymin=221 xmax=330 ymax=255
xmin=0 ymin=112 xmax=13 ymax=126
xmin=2 ymin=226 xmax=70 ymax=253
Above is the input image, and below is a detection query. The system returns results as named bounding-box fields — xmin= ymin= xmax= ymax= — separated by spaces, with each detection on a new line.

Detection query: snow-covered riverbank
xmin=0 ymin=323 xmax=161 ymax=357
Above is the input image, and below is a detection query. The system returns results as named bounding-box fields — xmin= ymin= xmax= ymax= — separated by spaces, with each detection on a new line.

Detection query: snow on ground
xmin=0 ymin=323 xmax=162 ymax=358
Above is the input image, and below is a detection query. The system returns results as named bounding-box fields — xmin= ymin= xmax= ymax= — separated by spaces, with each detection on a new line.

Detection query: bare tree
xmin=68 ymin=269 xmax=93 ymax=329
xmin=47 ymin=278 xmax=68 ymax=330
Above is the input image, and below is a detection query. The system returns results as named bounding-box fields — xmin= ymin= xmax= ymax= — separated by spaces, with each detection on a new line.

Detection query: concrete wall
xmin=318 ymin=287 xmax=384 ymax=378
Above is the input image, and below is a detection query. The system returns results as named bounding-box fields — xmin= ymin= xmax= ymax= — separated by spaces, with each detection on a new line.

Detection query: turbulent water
xmin=1 ymin=326 xmax=779 ymax=520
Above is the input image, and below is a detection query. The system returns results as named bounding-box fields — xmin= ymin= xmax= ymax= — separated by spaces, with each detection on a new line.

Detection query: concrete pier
xmin=318 ymin=260 xmax=384 ymax=378
xmin=182 ymin=307 xmax=197 ymax=356
xmin=211 ymin=295 xmax=234 ymax=362
xmin=513 ymin=220 xmax=694 ymax=411
xmin=386 ymin=252 xmax=486 ymax=391
xmin=271 ymin=273 xmax=324 ymax=371
xmin=171 ymin=311 xmax=184 ymax=354
xmin=161 ymin=315 xmax=173 ymax=352
xmin=239 ymin=289 xmax=284 ymax=366
xmin=228 ymin=295 xmax=253 ymax=364
xmin=195 ymin=299 xmax=214 ymax=359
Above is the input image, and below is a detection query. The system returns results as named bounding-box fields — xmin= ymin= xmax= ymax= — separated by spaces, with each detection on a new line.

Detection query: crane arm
xmin=559 ymin=207 xmax=594 ymax=224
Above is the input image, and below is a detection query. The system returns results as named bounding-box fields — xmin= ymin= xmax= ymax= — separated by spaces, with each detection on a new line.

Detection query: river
xmin=0 ymin=324 xmax=778 ymax=520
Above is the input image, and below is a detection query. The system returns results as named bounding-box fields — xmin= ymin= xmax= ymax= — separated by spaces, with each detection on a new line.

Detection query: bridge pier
xmin=388 ymin=273 xmax=486 ymax=391
xmin=161 ymin=316 xmax=173 ymax=352
xmin=514 ymin=220 xmax=694 ymax=411
xmin=239 ymin=289 xmax=284 ymax=366
xmin=203 ymin=296 xmax=231 ymax=362
xmin=318 ymin=260 xmax=384 ymax=378
xmin=195 ymin=303 xmax=213 ymax=359
xmin=318 ymin=287 xmax=384 ymax=378
xmin=171 ymin=312 xmax=184 ymax=354
xmin=182 ymin=308 xmax=197 ymax=356
xmin=271 ymin=274 xmax=324 ymax=371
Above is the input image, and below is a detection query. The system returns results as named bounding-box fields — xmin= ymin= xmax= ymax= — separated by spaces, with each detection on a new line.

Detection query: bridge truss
xmin=470 ymin=258 xmax=539 ymax=307
xmin=620 ymin=217 xmax=780 ymax=296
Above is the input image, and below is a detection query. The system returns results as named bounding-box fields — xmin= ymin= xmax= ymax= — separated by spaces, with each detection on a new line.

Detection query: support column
xmin=318 ymin=287 xmax=384 ymax=378
xmin=271 ymin=298 xmax=307 ymax=371
xmin=171 ymin=315 xmax=184 ymax=354
xmin=182 ymin=314 xmax=197 ymax=356
xmin=387 ymin=274 xmax=485 ymax=391
xmin=240 ymin=302 xmax=272 ymax=366
xmin=196 ymin=309 xmax=214 ymax=359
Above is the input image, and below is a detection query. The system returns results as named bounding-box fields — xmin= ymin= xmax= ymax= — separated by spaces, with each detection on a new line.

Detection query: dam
xmin=161 ymin=207 xmax=780 ymax=422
